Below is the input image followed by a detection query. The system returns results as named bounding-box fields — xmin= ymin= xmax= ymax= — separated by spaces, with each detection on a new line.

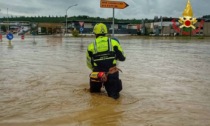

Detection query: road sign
xmin=79 ymin=22 xmax=84 ymax=27
xmin=100 ymin=0 xmax=129 ymax=9
xmin=6 ymin=33 xmax=14 ymax=40
xmin=21 ymin=35 xmax=24 ymax=40
xmin=80 ymin=27 xmax=84 ymax=32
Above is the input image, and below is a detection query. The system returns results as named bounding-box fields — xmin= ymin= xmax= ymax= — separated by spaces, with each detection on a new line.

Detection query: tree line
xmin=0 ymin=15 xmax=153 ymax=24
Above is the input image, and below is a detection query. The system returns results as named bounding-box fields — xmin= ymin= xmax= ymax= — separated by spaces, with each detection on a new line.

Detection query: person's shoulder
xmin=100 ymin=36 xmax=109 ymax=39
xmin=110 ymin=37 xmax=120 ymax=44
xmin=87 ymin=41 xmax=94 ymax=49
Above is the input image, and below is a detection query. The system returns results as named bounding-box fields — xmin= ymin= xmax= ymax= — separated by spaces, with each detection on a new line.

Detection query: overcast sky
xmin=0 ymin=0 xmax=209 ymax=19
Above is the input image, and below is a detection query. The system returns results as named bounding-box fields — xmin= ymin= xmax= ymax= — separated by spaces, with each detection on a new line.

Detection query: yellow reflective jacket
xmin=86 ymin=36 xmax=126 ymax=70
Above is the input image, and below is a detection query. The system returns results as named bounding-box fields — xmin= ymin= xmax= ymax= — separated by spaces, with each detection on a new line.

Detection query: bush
xmin=72 ymin=29 xmax=79 ymax=37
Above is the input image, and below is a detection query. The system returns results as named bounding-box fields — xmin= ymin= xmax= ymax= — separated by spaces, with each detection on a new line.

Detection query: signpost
xmin=79 ymin=21 xmax=84 ymax=43
xmin=79 ymin=22 xmax=84 ymax=34
xmin=100 ymin=0 xmax=129 ymax=9
xmin=6 ymin=33 xmax=13 ymax=46
xmin=6 ymin=33 xmax=13 ymax=40
xmin=100 ymin=0 xmax=129 ymax=36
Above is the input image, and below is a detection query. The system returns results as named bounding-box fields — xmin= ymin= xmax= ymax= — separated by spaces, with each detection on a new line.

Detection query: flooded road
xmin=0 ymin=35 xmax=210 ymax=126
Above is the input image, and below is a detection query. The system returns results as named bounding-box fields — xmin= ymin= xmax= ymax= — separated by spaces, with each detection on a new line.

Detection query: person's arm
xmin=114 ymin=46 xmax=126 ymax=61
xmin=86 ymin=50 xmax=93 ymax=70
xmin=112 ymin=39 xmax=126 ymax=61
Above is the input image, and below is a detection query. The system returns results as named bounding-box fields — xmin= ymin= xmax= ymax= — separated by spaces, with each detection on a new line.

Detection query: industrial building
xmin=0 ymin=16 xmax=210 ymax=36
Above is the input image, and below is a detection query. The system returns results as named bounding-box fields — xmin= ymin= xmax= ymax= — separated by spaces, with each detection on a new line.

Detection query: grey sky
xmin=0 ymin=0 xmax=209 ymax=19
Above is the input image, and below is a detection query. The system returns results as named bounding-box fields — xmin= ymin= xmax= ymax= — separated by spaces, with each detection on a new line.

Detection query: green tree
xmin=1 ymin=25 xmax=7 ymax=32
xmin=72 ymin=29 xmax=79 ymax=37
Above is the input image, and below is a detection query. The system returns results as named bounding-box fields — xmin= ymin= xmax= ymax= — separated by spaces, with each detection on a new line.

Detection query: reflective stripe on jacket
xmin=86 ymin=36 xmax=126 ymax=70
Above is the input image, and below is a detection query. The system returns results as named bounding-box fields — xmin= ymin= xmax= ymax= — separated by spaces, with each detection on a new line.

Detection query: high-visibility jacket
xmin=86 ymin=36 xmax=126 ymax=71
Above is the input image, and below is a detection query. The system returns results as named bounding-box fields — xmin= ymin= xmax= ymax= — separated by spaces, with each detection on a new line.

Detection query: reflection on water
xmin=0 ymin=36 xmax=210 ymax=126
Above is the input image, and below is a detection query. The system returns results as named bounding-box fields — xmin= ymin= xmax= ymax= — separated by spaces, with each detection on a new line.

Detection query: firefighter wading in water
xmin=86 ymin=23 xmax=126 ymax=99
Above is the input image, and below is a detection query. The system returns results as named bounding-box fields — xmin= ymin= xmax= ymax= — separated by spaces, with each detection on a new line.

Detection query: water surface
xmin=0 ymin=36 xmax=210 ymax=126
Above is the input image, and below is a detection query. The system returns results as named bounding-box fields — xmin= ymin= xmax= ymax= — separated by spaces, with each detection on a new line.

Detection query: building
xmin=66 ymin=21 xmax=131 ymax=34
xmin=147 ymin=17 xmax=209 ymax=36
xmin=37 ymin=23 xmax=63 ymax=35
xmin=203 ymin=22 xmax=210 ymax=36
xmin=1 ymin=16 xmax=210 ymax=36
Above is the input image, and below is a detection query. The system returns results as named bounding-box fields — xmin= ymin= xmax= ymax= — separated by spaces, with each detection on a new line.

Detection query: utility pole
xmin=112 ymin=8 xmax=115 ymax=37
xmin=7 ymin=8 xmax=9 ymax=33
xmin=65 ymin=4 xmax=77 ymax=35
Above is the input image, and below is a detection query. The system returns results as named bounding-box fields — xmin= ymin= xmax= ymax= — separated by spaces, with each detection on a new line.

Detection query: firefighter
xmin=86 ymin=23 xmax=126 ymax=99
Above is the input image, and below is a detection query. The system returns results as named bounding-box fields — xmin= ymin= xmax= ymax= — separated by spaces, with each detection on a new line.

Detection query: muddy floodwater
xmin=0 ymin=35 xmax=210 ymax=126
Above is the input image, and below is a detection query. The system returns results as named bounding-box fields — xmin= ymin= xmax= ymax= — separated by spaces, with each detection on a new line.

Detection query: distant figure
xmin=86 ymin=23 xmax=126 ymax=99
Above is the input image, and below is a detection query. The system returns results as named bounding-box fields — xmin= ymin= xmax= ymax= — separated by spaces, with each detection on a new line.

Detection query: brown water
xmin=0 ymin=35 xmax=210 ymax=126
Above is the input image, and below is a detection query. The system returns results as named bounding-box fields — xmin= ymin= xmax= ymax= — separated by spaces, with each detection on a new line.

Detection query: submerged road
xmin=0 ymin=35 xmax=210 ymax=126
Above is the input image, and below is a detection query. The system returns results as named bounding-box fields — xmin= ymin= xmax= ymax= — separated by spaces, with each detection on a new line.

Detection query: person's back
xmin=86 ymin=23 xmax=126 ymax=99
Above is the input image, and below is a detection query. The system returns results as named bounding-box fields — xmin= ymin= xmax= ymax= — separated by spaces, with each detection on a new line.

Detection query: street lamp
xmin=7 ymin=8 xmax=9 ymax=32
xmin=65 ymin=4 xmax=77 ymax=35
